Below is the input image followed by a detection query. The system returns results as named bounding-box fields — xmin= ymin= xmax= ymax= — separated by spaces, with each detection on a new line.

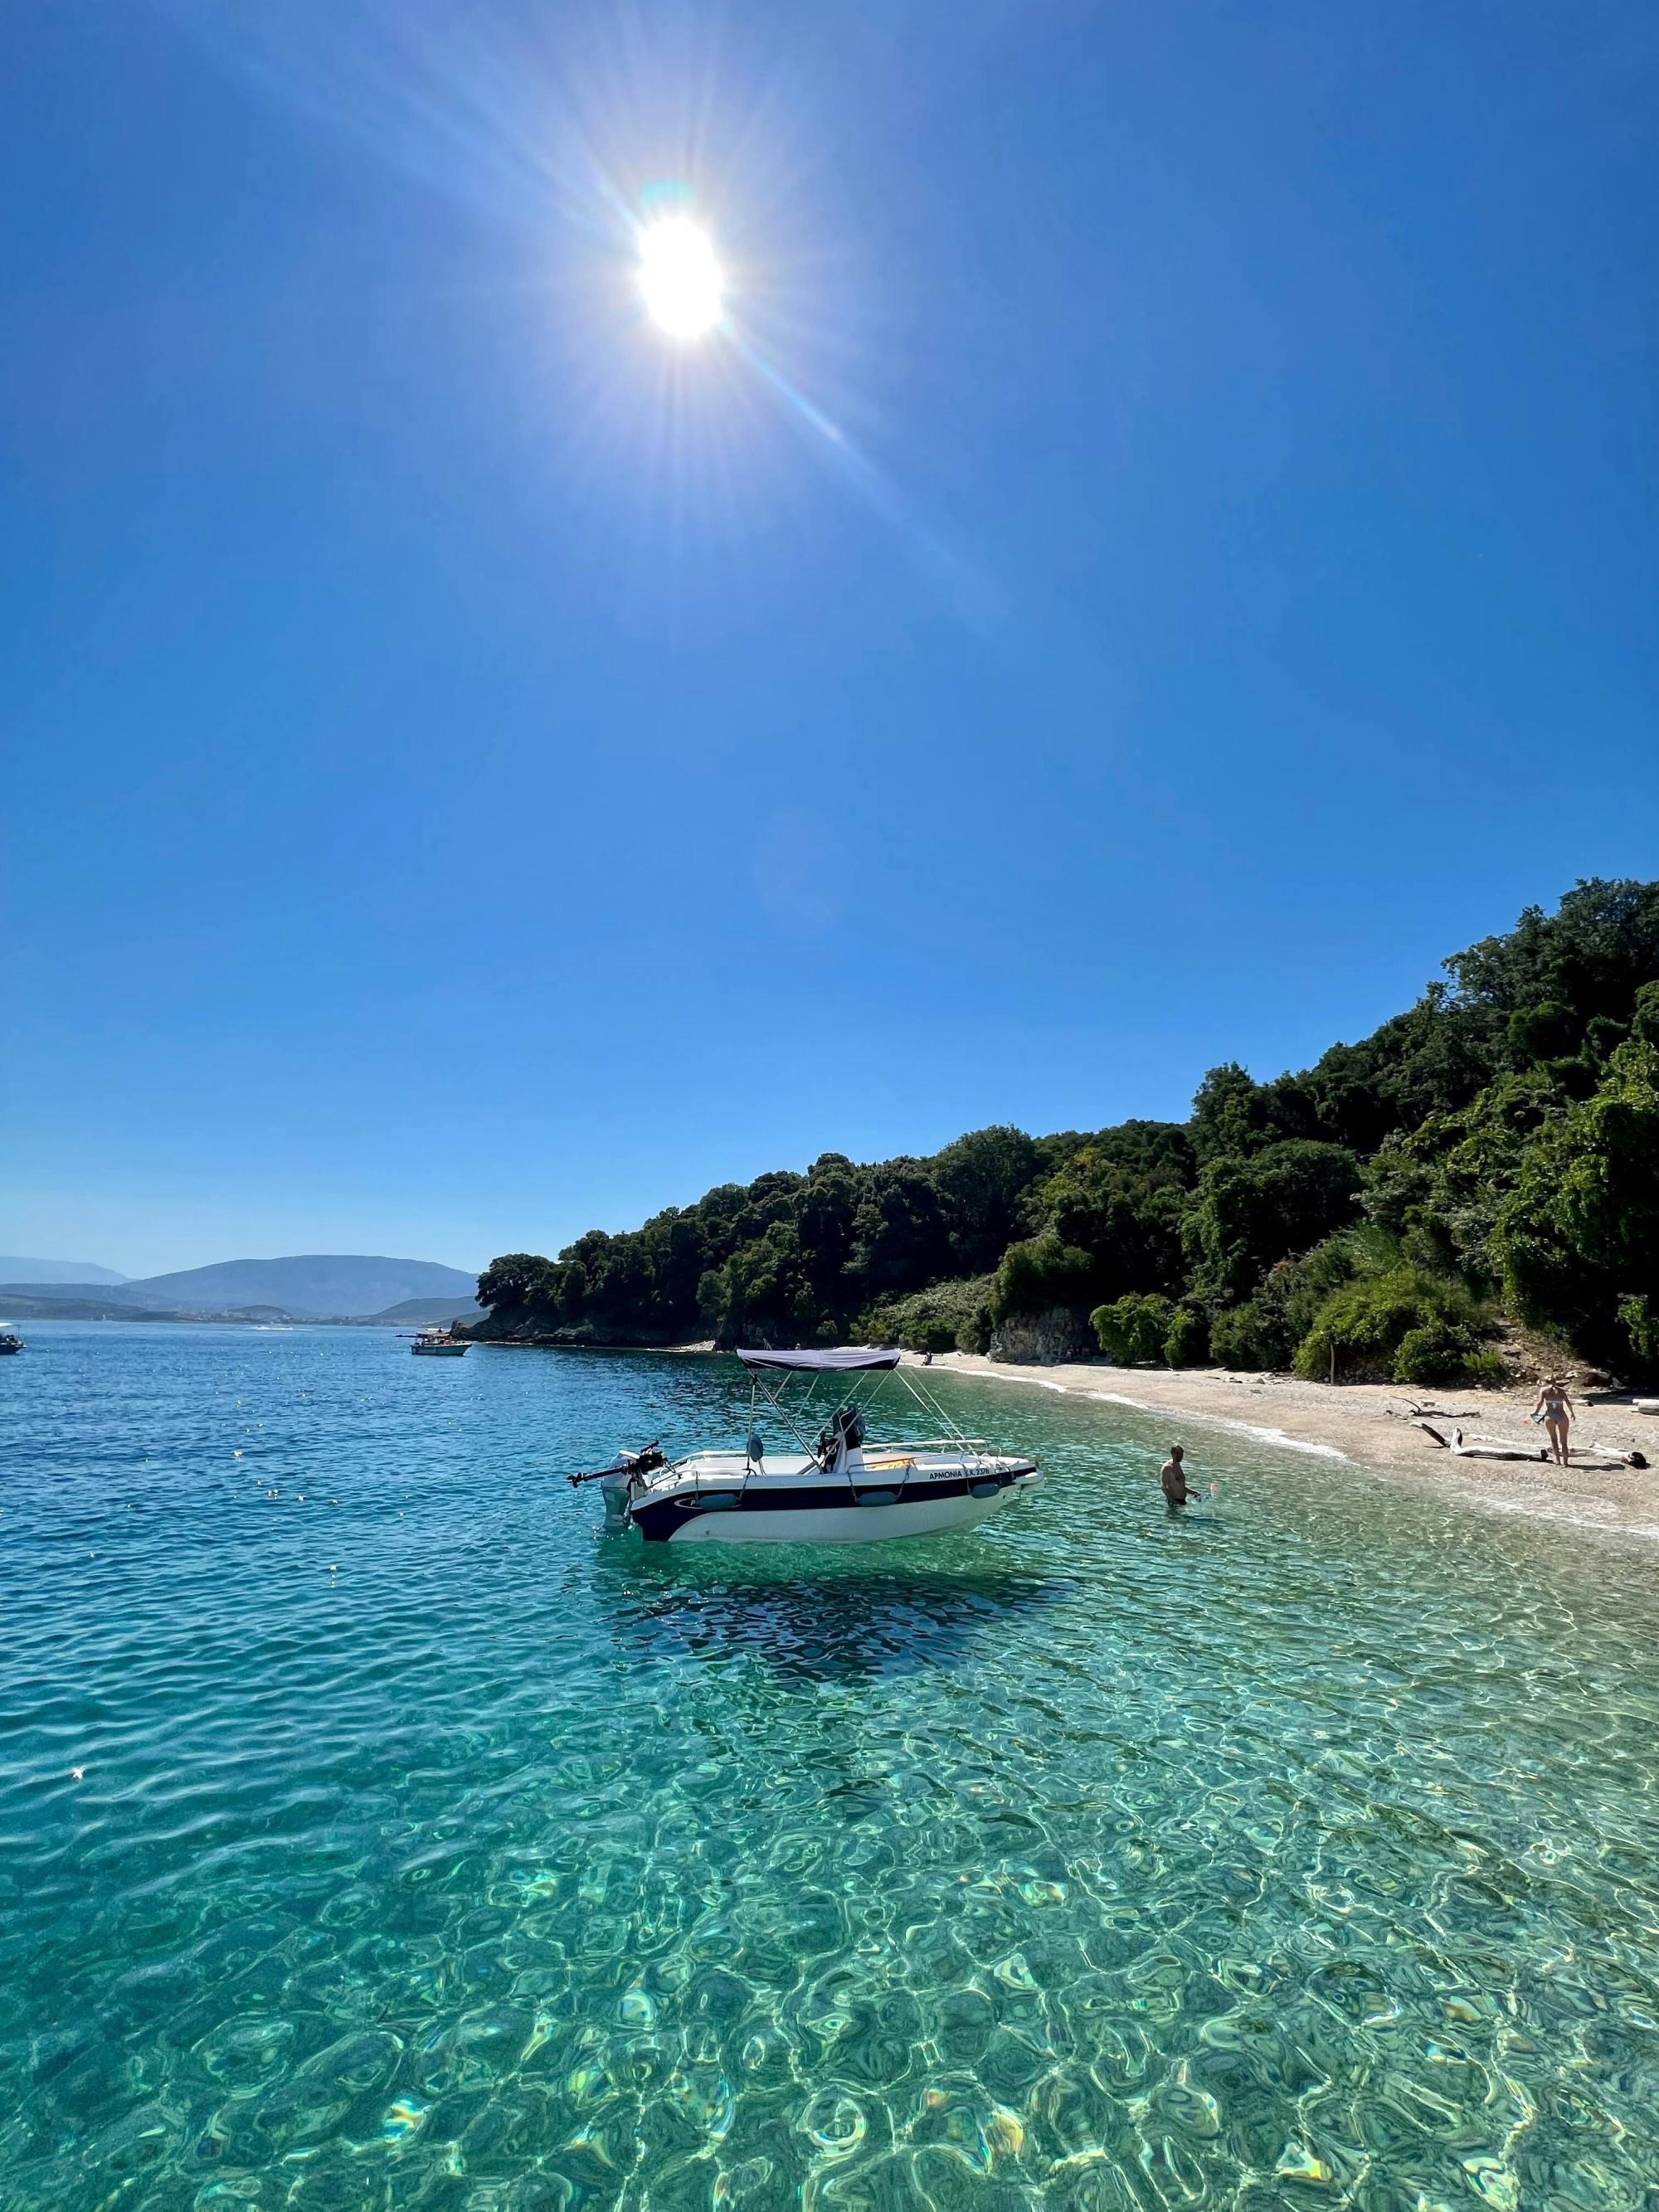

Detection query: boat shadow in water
xmin=587 ymin=1546 xmax=1076 ymax=1685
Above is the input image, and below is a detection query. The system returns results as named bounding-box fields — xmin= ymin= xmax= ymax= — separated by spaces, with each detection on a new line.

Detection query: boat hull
xmin=659 ymin=1486 xmax=1018 ymax=1544
xmin=626 ymin=1464 xmax=1040 ymax=1544
xmin=411 ymin=1342 xmax=467 ymax=1356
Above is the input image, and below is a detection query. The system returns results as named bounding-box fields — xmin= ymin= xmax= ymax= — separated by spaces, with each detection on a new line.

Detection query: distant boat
xmin=571 ymin=1347 xmax=1042 ymax=1544
xmin=410 ymin=1325 xmax=467 ymax=1358
xmin=0 ymin=1328 xmax=23 ymax=1355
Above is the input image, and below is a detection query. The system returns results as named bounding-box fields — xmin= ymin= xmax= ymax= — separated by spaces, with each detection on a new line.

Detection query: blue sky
xmin=4 ymin=0 xmax=1656 ymax=1278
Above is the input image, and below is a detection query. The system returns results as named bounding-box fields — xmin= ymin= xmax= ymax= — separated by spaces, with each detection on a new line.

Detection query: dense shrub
xmin=1163 ymin=1300 xmax=1211 ymax=1368
xmin=1618 ymin=1295 xmax=1659 ymax=1369
xmin=905 ymin=1315 xmax=957 ymax=1354
xmin=1204 ymin=1232 xmax=1387 ymax=1371
xmin=1392 ymin=1321 xmax=1501 ymax=1388
xmin=1092 ymin=1293 xmax=1175 ymax=1366
xmin=859 ymin=1276 xmax=994 ymax=1357
xmin=1293 ymin=1267 xmax=1484 ymax=1383
xmin=1209 ymin=1296 xmax=1296 ymax=1372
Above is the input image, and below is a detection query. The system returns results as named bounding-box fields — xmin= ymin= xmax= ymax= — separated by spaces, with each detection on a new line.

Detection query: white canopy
xmin=736 ymin=1347 xmax=902 ymax=1373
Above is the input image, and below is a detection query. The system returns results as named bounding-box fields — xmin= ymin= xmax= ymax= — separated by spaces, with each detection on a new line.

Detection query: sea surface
xmin=2 ymin=1324 xmax=1658 ymax=2211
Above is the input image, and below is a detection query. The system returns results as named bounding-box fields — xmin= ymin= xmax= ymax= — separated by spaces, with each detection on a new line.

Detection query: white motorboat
xmin=572 ymin=1347 xmax=1042 ymax=1544
xmin=0 ymin=1327 xmax=22 ymax=1356
xmin=411 ymin=1326 xmax=468 ymax=1357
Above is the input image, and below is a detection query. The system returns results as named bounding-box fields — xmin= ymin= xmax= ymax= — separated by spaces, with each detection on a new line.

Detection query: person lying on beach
xmin=1531 ymin=1379 xmax=1575 ymax=1467
xmin=1160 ymin=1444 xmax=1199 ymax=1510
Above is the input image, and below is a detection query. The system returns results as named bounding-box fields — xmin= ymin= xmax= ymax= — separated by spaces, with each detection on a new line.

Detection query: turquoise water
xmin=3 ymin=1326 xmax=1659 ymax=2211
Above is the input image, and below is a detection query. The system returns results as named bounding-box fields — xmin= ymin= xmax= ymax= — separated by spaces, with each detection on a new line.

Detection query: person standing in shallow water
xmin=1160 ymin=1443 xmax=1198 ymax=1511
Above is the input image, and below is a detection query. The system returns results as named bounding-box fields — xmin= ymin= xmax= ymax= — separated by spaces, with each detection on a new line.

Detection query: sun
xmin=637 ymin=216 xmax=725 ymax=341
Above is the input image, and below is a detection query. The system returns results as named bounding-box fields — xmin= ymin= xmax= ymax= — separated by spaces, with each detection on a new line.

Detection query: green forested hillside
xmin=479 ymin=881 xmax=1659 ymax=1384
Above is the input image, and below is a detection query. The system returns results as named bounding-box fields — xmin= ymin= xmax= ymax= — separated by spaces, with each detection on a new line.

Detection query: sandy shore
xmin=910 ymin=1351 xmax=1659 ymax=1545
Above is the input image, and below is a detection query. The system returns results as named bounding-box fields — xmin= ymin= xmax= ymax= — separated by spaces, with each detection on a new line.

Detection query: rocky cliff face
xmin=988 ymin=1305 xmax=1097 ymax=1365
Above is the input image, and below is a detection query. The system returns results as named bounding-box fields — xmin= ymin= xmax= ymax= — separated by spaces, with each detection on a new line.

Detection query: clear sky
xmin=4 ymin=0 xmax=1656 ymax=1278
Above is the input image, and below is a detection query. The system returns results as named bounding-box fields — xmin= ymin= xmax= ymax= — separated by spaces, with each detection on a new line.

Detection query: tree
xmin=1092 ymin=1293 xmax=1175 ymax=1366
xmin=1041 ymin=1161 xmax=1185 ymax=1305
xmin=799 ymin=1155 xmax=860 ymax=1300
xmin=476 ymin=1254 xmax=556 ymax=1310
xmin=474 ymin=882 xmax=1659 ymax=1372
xmin=1028 ymin=1120 xmax=1193 ymax=1308
xmin=846 ymin=1163 xmax=951 ymax=1301
xmin=992 ymin=1236 xmax=1095 ymax=1320
xmin=1364 ymin=1071 xmax=1566 ymax=1290
xmin=931 ymin=1125 xmax=1044 ymax=1274
xmin=1493 ymin=1039 xmax=1659 ymax=1377
xmin=1190 ymin=1064 xmax=1272 ymax=1162
xmin=1182 ymin=1141 xmax=1362 ymax=1306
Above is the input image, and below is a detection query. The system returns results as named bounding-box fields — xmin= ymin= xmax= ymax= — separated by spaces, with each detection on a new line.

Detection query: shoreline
xmin=461 ymin=1329 xmax=1659 ymax=1545
xmin=907 ymin=1351 xmax=1659 ymax=1546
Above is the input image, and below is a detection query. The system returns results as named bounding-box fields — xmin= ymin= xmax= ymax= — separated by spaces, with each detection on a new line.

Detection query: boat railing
xmin=643 ymin=1439 xmax=995 ymax=1494
xmin=863 ymin=1437 xmax=988 ymax=1453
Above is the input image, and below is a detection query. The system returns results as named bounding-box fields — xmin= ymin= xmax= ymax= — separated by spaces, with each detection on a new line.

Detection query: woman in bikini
xmin=1532 ymin=1378 xmax=1575 ymax=1467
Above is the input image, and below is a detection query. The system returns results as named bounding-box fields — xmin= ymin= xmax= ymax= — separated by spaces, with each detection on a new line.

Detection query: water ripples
xmin=2 ymin=1325 xmax=1658 ymax=2207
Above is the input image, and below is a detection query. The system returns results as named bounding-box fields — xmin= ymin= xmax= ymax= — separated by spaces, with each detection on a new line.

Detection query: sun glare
xmin=637 ymin=216 xmax=725 ymax=341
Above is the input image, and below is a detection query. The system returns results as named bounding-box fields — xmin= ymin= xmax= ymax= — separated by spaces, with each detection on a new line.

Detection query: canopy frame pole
xmin=886 ymin=1363 xmax=986 ymax=1471
xmin=732 ymin=1353 xmax=985 ymax=1479
xmin=744 ymin=1365 xmax=826 ymax=1465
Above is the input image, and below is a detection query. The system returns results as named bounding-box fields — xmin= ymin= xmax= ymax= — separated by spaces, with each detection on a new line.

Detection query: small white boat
xmin=573 ymin=1347 xmax=1042 ymax=1544
xmin=411 ymin=1326 xmax=468 ymax=1357
xmin=0 ymin=1327 xmax=22 ymax=1356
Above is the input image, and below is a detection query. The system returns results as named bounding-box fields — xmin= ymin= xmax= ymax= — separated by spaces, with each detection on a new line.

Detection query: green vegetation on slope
xmin=479 ymin=881 xmax=1659 ymax=1383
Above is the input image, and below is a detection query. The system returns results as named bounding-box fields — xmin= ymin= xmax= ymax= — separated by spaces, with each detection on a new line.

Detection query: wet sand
xmin=911 ymin=1351 xmax=1659 ymax=1544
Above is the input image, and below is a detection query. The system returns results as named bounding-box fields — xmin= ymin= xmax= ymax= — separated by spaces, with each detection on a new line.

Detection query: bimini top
xmin=736 ymin=1346 xmax=902 ymax=1373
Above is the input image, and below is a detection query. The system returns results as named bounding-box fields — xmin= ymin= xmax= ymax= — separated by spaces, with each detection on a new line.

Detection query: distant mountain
xmin=0 ymin=1256 xmax=127 ymax=1285
xmin=118 ymin=1256 xmax=478 ymax=1319
xmin=372 ymin=1296 xmax=486 ymax=1325
xmin=0 ymin=1293 xmax=185 ymax=1321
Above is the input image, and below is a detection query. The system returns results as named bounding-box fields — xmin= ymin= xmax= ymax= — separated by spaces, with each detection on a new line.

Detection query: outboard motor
xmin=599 ymin=1455 xmax=635 ymax=1529
xmin=568 ymin=1443 xmax=664 ymax=1530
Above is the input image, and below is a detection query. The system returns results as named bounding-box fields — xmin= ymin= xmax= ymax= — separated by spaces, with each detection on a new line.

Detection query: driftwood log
xmin=1415 ymin=1421 xmax=1647 ymax=1469
xmin=1416 ymin=1421 xmax=1546 ymax=1461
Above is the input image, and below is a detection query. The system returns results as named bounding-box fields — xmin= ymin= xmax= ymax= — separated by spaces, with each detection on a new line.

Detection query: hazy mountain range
xmin=0 ymin=1256 xmax=129 ymax=1285
xmin=0 ymin=1255 xmax=478 ymax=1319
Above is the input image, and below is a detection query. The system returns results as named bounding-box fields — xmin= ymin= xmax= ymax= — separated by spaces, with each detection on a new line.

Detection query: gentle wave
xmin=2 ymin=1324 xmax=1657 ymax=2209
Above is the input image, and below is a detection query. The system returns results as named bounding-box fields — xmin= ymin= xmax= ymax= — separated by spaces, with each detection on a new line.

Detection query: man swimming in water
xmin=1160 ymin=1443 xmax=1198 ymax=1511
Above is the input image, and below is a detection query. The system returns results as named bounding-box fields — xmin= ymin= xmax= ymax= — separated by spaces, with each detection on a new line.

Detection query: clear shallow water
xmin=2 ymin=1326 xmax=1658 ymax=2211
